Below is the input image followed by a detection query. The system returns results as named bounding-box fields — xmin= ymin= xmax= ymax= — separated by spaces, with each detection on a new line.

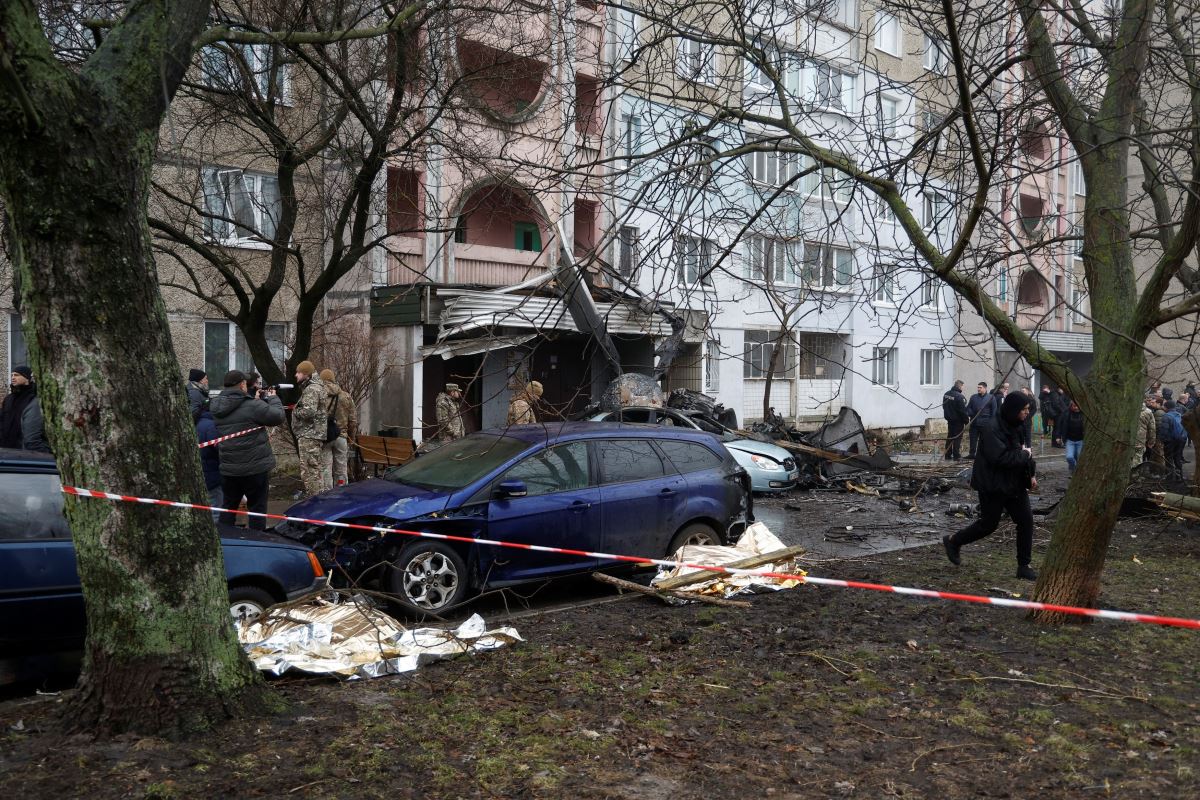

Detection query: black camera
xmin=258 ymin=383 xmax=293 ymax=398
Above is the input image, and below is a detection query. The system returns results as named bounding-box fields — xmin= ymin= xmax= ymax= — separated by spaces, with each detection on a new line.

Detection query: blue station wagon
xmin=0 ymin=449 xmax=327 ymax=683
xmin=278 ymin=423 xmax=753 ymax=614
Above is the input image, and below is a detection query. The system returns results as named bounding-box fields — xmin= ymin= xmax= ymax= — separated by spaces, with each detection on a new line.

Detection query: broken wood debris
xmin=592 ymin=573 xmax=752 ymax=608
xmin=1150 ymin=491 xmax=1200 ymax=522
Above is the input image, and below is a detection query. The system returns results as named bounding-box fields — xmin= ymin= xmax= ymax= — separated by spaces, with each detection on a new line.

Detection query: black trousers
xmin=219 ymin=471 xmax=271 ymax=530
xmin=968 ymin=421 xmax=987 ymax=457
xmin=945 ymin=421 xmax=965 ymax=459
xmin=1165 ymin=441 xmax=1185 ymax=481
xmin=950 ymin=491 xmax=1034 ymax=567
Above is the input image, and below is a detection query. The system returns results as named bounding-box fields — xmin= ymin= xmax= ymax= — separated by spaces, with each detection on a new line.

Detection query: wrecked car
xmin=277 ymin=423 xmax=752 ymax=615
xmin=586 ymin=406 xmax=801 ymax=493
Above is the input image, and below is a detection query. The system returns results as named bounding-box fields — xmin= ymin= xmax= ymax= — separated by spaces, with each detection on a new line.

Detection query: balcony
xmin=454 ymin=242 xmax=549 ymax=286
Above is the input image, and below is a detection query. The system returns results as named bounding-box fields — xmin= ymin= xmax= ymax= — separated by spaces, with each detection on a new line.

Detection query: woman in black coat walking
xmin=943 ymin=392 xmax=1039 ymax=580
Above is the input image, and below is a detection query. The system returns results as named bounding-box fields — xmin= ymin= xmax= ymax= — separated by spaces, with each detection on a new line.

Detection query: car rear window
xmin=386 ymin=434 xmax=528 ymax=490
xmin=596 ymin=439 xmax=668 ymax=484
xmin=0 ymin=473 xmax=72 ymax=540
xmin=657 ymin=440 xmax=724 ymax=474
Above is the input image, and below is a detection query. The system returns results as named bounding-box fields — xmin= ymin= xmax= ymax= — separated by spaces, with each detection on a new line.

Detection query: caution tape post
xmin=59 ymin=484 xmax=1200 ymax=630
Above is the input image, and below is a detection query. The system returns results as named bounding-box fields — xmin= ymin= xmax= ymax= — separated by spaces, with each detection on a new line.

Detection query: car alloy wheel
xmin=392 ymin=542 xmax=469 ymax=612
xmin=227 ymin=585 xmax=276 ymax=624
xmin=667 ymin=522 xmax=722 ymax=554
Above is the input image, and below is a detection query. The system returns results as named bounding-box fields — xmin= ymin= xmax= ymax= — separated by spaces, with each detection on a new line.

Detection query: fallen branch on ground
xmin=592 ymin=572 xmax=752 ymax=608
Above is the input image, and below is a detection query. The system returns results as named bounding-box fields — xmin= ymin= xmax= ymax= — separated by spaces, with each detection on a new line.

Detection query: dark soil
xmin=3 ymin=464 xmax=1199 ymax=799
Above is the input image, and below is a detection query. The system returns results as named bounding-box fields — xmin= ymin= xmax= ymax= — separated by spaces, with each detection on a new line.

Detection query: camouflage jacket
xmin=507 ymin=396 xmax=535 ymax=426
xmin=293 ymin=376 xmax=333 ymax=441
xmin=435 ymin=392 xmax=465 ymax=440
xmin=326 ymin=381 xmax=358 ymax=439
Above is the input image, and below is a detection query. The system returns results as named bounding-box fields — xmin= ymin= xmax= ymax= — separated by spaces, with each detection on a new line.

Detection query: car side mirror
xmin=495 ymin=480 xmax=528 ymax=499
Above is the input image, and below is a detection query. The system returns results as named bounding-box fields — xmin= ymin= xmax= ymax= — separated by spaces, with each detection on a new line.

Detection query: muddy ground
xmin=2 ymin=453 xmax=1199 ymax=799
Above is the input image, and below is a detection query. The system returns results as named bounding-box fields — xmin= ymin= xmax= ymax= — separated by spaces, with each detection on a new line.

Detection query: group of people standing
xmin=188 ymin=361 xmax=357 ymax=529
xmin=1137 ymin=381 xmax=1196 ymax=481
xmin=433 ymin=379 xmax=544 ymax=442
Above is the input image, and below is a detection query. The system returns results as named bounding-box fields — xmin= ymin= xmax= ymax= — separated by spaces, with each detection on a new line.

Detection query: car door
xmin=595 ymin=437 xmax=687 ymax=562
xmin=0 ymin=471 xmax=84 ymax=657
xmin=483 ymin=441 xmax=600 ymax=583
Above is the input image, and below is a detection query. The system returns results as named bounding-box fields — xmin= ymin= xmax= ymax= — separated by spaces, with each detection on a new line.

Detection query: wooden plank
xmin=592 ymin=572 xmax=753 ymax=608
xmin=653 ymin=544 xmax=807 ymax=591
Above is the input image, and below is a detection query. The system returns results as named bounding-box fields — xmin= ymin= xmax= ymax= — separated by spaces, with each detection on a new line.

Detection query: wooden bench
xmin=355 ymin=435 xmax=416 ymax=475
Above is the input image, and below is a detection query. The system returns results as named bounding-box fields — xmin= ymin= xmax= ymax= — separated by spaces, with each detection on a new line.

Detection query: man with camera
xmin=209 ymin=369 xmax=286 ymax=529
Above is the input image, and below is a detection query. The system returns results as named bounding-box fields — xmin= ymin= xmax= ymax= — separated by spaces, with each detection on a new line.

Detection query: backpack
xmin=324 ymin=392 xmax=341 ymax=444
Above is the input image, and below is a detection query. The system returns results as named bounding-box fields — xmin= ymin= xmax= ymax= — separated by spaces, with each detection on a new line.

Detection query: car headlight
xmin=748 ymin=454 xmax=786 ymax=471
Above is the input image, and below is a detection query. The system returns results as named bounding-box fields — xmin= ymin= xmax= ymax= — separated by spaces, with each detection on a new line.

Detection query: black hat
xmin=1000 ymin=391 xmax=1031 ymax=423
xmin=223 ymin=369 xmax=247 ymax=387
xmin=12 ymin=365 xmax=32 ymax=380
xmin=188 ymin=368 xmax=207 ymax=382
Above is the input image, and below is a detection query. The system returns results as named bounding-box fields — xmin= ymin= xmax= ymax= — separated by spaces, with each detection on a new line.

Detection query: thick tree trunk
xmin=0 ymin=71 xmax=271 ymax=735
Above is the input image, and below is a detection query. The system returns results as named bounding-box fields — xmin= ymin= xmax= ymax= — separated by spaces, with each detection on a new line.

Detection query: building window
xmin=922 ymin=190 xmax=951 ymax=236
xmin=922 ymin=33 xmax=949 ymax=73
xmin=613 ymin=7 xmax=638 ymax=63
xmin=680 ymin=135 xmax=718 ymax=186
xmin=920 ymin=277 xmax=942 ymax=309
xmin=819 ymin=0 xmax=857 ymax=27
xmin=997 ymin=269 xmax=1008 ymax=301
xmin=801 ymin=243 xmax=853 ymax=289
xmin=745 ymin=148 xmax=802 ymax=189
xmin=514 ymin=222 xmax=542 ymax=252
xmin=875 ymin=196 xmax=896 ymax=223
xmin=8 ymin=314 xmax=27 ymax=374
xmin=202 ymin=167 xmax=281 ymax=246
xmin=677 ymin=34 xmax=716 ymax=84
xmin=747 ymin=235 xmax=790 ymax=282
xmin=1071 ymin=286 xmax=1087 ymax=324
xmin=677 ymin=235 xmax=715 ymax=285
xmin=203 ymin=321 xmax=288 ymax=381
xmin=618 ymin=112 xmax=642 ymax=173
xmin=796 ymin=332 xmax=841 ymax=378
xmin=200 ymin=41 xmax=289 ymax=100
xmin=877 ymin=94 xmax=900 ymax=138
xmin=1070 ymin=222 xmax=1084 ymax=258
xmin=871 ymin=346 xmax=897 ymax=386
xmin=1069 ymin=159 xmax=1086 ymax=197
xmin=819 ymin=167 xmax=853 ymax=204
xmin=873 ymin=264 xmax=896 ymax=303
xmin=874 ymin=12 xmax=902 ymax=56
xmin=1054 ymin=274 xmax=1065 ymax=320
xmin=744 ymin=330 xmax=797 ymax=379
xmin=920 ymin=349 xmax=942 ymax=386
xmin=813 ymin=62 xmax=856 ymax=111
xmin=617 ymin=226 xmax=640 ymax=280
xmin=704 ymin=340 xmax=720 ymax=392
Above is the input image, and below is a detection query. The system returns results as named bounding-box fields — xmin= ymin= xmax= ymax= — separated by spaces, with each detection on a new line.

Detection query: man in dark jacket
xmin=1038 ymin=386 xmax=1054 ymax=436
xmin=942 ymin=380 xmax=970 ymax=460
xmin=943 ymin=392 xmax=1039 ymax=580
xmin=195 ymin=408 xmax=223 ymax=521
xmin=209 ymin=370 xmax=286 ymax=529
xmin=1160 ymin=400 xmax=1188 ymax=481
xmin=965 ymin=382 xmax=996 ymax=459
xmin=1050 ymin=387 xmax=1068 ymax=447
xmin=0 ymin=365 xmax=37 ymax=449
xmin=186 ymin=369 xmax=209 ymax=419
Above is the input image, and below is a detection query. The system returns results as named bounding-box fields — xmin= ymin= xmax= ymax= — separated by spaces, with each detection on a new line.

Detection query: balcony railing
xmin=454 ymin=242 xmax=550 ymax=286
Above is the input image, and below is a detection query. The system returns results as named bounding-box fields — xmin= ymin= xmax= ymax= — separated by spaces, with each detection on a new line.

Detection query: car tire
xmin=387 ymin=541 xmax=470 ymax=615
xmin=667 ymin=522 xmax=722 ymax=555
xmin=228 ymin=585 xmax=276 ymax=624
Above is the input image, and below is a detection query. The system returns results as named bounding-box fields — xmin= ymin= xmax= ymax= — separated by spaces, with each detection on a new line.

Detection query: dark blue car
xmin=277 ymin=423 xmax=752 ymax=614
xmin=0 ymin=449 xmax=326 ymax=682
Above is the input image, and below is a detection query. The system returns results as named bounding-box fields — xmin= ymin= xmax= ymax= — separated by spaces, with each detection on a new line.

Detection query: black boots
xmin=943 ymin=535 xmax=962 ymax=566
xmin=1015 ymin=565 xmax=1038 ymax=580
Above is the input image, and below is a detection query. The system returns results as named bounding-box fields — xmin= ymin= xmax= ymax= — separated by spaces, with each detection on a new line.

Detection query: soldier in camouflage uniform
xmin=507 ymin=381 xmax=542 ymax=426
xmin=435 ymin=383 xmax=465 ymax=441
xmin=319 ymin=368 xmax=357 ymax=489
xmin=292 ymin=360 xmax=331 ymax=497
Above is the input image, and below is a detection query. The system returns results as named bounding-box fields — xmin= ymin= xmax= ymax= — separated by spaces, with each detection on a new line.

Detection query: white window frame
xmin=746 ymin=235 xmax=791 ymax=283
xmin=878 ymin=93 xmax=900 ymax=138
xmin=612 ymin=7 xmax=639 ymax=64
xmin=875 ymin=196 xmax=896 ymax=223
xmin=801 ymin=242 xmax=854 ymax=290
xmin=920 ymin=277 xmax=943 ymax=310
xmin=677 ymin=235 xmax=715 ymax=286
xmin=923 ymin=33 xmax=949 ymax=74
xmin=871 ymin=346 xmax=897 ymax=386
xmin=919 ymin=349 xmax=942 ymax=386
xmin=677 ymin=33 xmax=717 ymax=85
xmin=873 ymin=264 xmax=896 ymax=304
xmin=1071 ymin=285 xmax=1087 ymax=324
xmin=819 ymin=167 xmax=852 ymax=204
xmin=874 ymin=12 xmax=902 ymax=56
xmin=202 ymin=167 xmax=282 ymax=248
xmin=1069 ymin=159 xmax=1086 ymax=197
xmin=680 ymin=135 xmax=718 ymax=186
xmin=922 ymin=190 xmax=951 ymax=236
xmin=813 ymin=61 xmax=856 ymax=112
xmin=203 ymin=320 xmax=289 ymax=382
xmin=618 ymin=112 xmax=643 ymax=174
xmin=744 ymin=330 xmax=797 ymax=380
xmin=821 ymin=0 xmax=857 ymax=28
xmin=704 ymin=339 xmax=721 ymax=392
xmin=746 ymin=148 xmax=801 ymax=190
xmin=200 ymin=41 xmax=290 ymax=103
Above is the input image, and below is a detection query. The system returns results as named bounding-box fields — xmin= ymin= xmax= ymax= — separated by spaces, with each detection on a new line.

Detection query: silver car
xmin=587 ymin=407 xmax=801 ymax=492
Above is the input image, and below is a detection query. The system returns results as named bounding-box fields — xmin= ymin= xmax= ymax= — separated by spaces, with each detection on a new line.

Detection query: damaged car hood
xmin=284 ymin=479 xmax=451 ymax=522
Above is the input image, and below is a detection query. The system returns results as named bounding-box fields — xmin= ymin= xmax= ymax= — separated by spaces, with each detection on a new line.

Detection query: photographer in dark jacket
xmin=942 ymin=380 xmax=970 ymax=460
xmin=209 ymin=370 xmax=285 ymax=530
xmin=943 ymin=392 xmax=1039 ymax=580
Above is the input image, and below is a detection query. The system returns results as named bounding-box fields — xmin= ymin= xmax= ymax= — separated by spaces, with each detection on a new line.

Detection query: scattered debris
xmin=649 ymin=523 xmax=806 ymax=602
xmin=1150 ymin=491 xmax=1200 ymax=522
xmin=237 ymin=598 xmax=522 ymax=679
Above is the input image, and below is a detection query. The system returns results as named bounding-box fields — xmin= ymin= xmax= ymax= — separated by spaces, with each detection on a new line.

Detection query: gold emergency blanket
xmin=237 ymin=599 xmax=522 ymax=679
xmin=651 ymin=522 xmax=805 ymax=599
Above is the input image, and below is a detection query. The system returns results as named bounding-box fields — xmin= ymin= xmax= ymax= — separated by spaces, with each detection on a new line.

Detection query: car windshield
xmin=385 ymin=434 xmax=529 ymax=490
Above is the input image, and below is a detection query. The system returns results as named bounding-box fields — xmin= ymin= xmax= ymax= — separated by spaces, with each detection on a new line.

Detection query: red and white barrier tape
xmin=60 ymin=484 xmax=1200 ymax=630
xmin=198 ymin=426 xmax=263 ymax=449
